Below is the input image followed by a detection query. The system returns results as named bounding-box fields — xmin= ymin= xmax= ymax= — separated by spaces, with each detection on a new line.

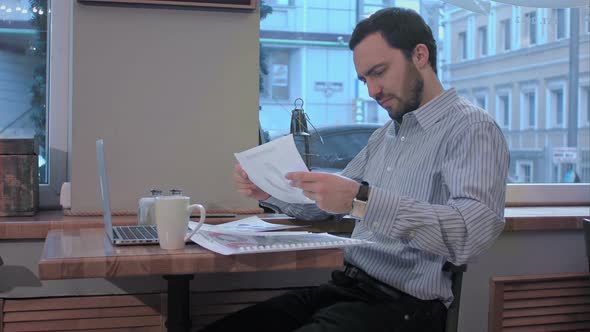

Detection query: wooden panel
xmin=1 ymin=298 xmax=4 ymax=332
xmin=3 ymin=294 xmax=159 ymax=312
xmin=504 ymin=304 xmax=590 ymax=318
xmin=3 ymin=306 xmax=160 ymax=322
xmin=4 ymin=316 xmax=161 ymax=332
xmin=503 ymin=321 xmax=590 ymax=332
xmin=503 ymin=295 xmax=590 ymax=309
xmin=2 ymin=294 xmax=162 ymax=332
xmin=489 ymin=273 xmax=590 ymax=332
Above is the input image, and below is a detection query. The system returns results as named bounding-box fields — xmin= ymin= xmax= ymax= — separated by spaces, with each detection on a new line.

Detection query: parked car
xmin=271 ymin=123 xmax=382 ymax=173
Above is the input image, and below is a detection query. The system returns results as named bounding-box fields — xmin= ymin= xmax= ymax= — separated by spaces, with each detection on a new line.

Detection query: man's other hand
xmin=286 ymin=172 xmax=360 ymax=213
xmin=233 ymin=164 xmax=270 ymax=201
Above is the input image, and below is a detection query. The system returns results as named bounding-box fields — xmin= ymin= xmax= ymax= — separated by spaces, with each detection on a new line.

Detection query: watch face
xmin=356 ymin=182 xmax=370 ymax=201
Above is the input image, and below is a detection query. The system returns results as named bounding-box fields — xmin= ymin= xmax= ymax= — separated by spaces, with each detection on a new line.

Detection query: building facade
xmin=260 ymin=1 xmax=590 ymax=184
xmin=441 ymin=4 xmax=590 ymax=183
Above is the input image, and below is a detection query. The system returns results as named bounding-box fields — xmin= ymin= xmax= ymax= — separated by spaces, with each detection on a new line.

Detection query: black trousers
xmin=200 ymin=269 xmax=447 ymax=332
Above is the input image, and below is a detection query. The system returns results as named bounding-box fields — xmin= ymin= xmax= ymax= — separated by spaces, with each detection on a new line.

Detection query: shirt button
xmin=386 ymin=166 xmax=392 ymax=172
xmin=374 ymin=222 xmax=381 ymax=228
xmin=400 ymin=136 xmax=406 ymax=142
xmin=408 ymin=231 xmax=415 ymax=238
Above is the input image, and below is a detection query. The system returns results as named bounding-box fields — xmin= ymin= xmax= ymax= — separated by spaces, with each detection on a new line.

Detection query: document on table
xmin=188 ymin=219 xmax=373 ymax=256
xmin=235 ymin=134 xmax=314 ymax=204
xmin=196 ymin=216 xmax=307 ymax=234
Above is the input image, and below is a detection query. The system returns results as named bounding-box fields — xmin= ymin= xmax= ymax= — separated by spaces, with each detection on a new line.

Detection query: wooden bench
xmin=489 ymin=272 xmax=590 ymax=332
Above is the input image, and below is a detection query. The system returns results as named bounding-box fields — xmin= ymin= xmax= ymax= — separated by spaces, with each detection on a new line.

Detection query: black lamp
xmin=290 ymin=98 xmax=311 ymax=169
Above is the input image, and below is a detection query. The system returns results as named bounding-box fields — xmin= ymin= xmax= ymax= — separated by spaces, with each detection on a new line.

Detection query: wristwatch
xmin=350 ymin=181 xmax=370 ymax=220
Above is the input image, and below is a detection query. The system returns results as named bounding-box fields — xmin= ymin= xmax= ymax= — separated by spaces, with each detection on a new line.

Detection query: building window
xmin=475 ymin=95 xmax=487 ymax=110
xmin=501 ymin=19 xmax=511 ymax=51
xmin=523 ymin=11 xmax=537 ymax=46
xmin=581 ymin=86 xmax=590 ymax=126
xmin=359 ymin=0 xmax=398 ymax=19
xmin=496 ymin=93 xmax=511 ymax=129
xmin=521 ymin=90 xmax=536 ymax=129
xmin=261 ymin=49 xmax=290 ymax=101
xmin=554 ymin=8 xmax=566 ymax=39
xmin=266 ymin=0 xmax=292 ymax=6
xmin=516 ymin=160 xmax=534 ymax=183
xmin=551 ymin=88 xmax=565 ymax=127
xmin=458 ymin=31 xmax=467 ymax=60
xmin=478 ymin=26 xmax=487 ymax=56
xmin=0 ymin=0 xmax=49 ymax=183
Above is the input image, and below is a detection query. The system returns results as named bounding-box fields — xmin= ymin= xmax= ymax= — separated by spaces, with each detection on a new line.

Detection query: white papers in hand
xmin=193 ymin=216 xmax=307 ymax=233
xmin=234 ymin=134 xmax=314 ymax=204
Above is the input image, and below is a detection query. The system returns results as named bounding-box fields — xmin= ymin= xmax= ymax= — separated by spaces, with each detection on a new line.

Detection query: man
xmin=203 ymin=7 xmax=509 ymax=332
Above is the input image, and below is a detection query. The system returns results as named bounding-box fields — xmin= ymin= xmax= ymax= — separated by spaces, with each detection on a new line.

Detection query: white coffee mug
xmin=153 ymin=195 xmax=206 ymax=250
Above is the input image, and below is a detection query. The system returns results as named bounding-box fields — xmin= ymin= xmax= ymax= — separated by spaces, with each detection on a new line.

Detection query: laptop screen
xmin=96 ymin=139 xmax=114 ymax=241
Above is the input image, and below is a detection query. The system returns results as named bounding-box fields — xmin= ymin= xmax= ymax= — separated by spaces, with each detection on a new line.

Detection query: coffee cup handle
xmin=184 ymin=204 xmax=206 ymax=242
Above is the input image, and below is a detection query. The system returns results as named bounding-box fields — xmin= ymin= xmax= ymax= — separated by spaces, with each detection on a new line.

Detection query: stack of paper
xmin=188 ymin=216 xmax=372 ymax=255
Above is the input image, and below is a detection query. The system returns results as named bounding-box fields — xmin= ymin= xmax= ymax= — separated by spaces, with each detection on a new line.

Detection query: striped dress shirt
xmin=263 ymin=88 xmax=509 ymax=306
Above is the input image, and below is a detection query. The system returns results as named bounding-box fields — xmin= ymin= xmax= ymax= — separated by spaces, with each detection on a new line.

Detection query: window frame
xmin=39 ymin=0 xmax=71 ymax=208
xmin=520 ymin=85 xmax=538 ymax=130
xmin=521 ymin=10 xmax=538 ymax=47
xmin=473 ymin=89 xmax=488 ymax=111
xmin=516 ymin=160 xmax=534 ymax=183
xmin=458 ymin=31 xmax=467 ymax=60
xmin=478 ymin=25 xmax=488 ymax=57
xmin=545 ymin=80 xmax=567 ymax=129
xmin=260 ymin=47 xmax=292 ymax=102
xmin=500 ymin=18 xmax=511 ymax=51
xmin=496 ymin=89 xmax=512 ymax=129
xmin=578 ymin=82 xmax=590 ymax=128
xmin=554 ymin=8 xmax=567 ymax=40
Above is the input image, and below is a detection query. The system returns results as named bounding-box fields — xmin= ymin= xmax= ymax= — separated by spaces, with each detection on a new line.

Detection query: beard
xmin=382 ymin=65 xmax=424 ymax=123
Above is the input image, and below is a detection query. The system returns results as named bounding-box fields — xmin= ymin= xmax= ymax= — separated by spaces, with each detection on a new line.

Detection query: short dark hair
xmin=349 ymin=7 xmax=437 ymax=74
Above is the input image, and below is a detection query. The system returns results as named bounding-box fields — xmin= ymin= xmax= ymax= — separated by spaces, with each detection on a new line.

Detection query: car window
xmin=308 ymin=130 xmax=377 ymax=171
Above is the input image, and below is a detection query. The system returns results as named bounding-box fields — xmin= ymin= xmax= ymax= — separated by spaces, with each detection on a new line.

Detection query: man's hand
xmin=233 ymin=164 xmax=270 ymax=201
xmin=286 ymin=172 xmax=360 ymax=213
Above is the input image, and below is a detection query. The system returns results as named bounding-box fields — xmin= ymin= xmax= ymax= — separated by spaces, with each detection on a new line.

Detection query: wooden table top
xmin=38 ymin=228 xmax=344 ymax=280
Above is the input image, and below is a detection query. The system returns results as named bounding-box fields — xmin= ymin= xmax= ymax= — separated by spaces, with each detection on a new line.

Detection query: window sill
xmin=0 ymin=210 xmax=355 ymax=240
xmin=0 ymin=206 xmax=588 ymax=240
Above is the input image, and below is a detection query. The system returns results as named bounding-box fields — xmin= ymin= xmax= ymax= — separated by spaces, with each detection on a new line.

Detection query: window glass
xmin=0 ymin=0 xmax=48 ymax=183
xmin=523 ymin=11 xmax=537 ymax=45
xmin=555 ymin=8 xmax=566 ymax=39
xmin=501 ymin=19 xmax=511 ymax=51
xmin=458 ymin=31 xmax=467 ymax=59
xmin=478 ymin=26 xmax=487 ymax=56
xmin=259 ymin=1 xmax=589 ymax=184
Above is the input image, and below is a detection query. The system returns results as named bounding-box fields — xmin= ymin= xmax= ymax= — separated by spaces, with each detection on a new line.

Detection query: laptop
xmin=96 ymin=139 xmax=159 ymax=245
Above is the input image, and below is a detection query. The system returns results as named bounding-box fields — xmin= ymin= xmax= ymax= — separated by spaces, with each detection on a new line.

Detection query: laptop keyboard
xmin=118 ymin=226 xmax=158 ymax=240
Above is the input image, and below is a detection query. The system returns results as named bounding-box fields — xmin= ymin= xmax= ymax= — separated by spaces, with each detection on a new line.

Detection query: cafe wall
xmin=69 ymin=1 xmax=260 ymax=213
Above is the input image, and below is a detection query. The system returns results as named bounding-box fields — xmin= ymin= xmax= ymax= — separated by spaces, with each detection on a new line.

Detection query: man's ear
xmin=412 ymin=44 xmax=430 ymax=70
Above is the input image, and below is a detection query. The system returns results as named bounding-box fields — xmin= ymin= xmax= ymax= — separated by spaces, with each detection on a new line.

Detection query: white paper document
xmin=195 ymin=216 xmax=307 ymax=233
xmin=188 ymin=219 xmax=373 ymax=256
xmin=234 ymin=134 xmax=314 ymax=204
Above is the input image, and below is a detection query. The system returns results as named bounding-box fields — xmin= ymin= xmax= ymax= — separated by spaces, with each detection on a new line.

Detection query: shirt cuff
xmin=363 ymin=186 xmax=402 ymax=236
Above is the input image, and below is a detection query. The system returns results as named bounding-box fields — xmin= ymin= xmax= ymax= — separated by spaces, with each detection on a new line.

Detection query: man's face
xmin=353 ymin=32 xmax=424 ymax=123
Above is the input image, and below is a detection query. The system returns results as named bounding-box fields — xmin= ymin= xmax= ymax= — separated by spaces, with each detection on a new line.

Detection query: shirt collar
xmin=411 ymin=88 xmax=459 ymax=131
